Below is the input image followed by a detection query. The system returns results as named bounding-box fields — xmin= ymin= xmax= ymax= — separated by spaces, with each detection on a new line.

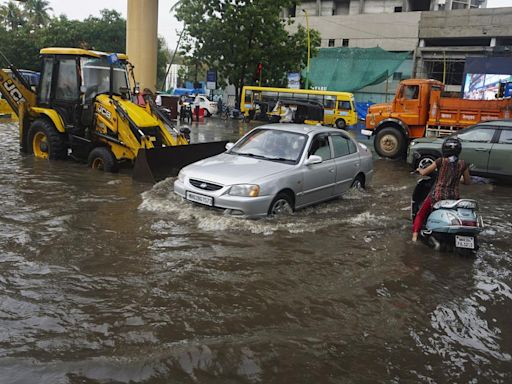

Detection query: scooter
xmin=411 ymin=173 xmax=484 ymax=256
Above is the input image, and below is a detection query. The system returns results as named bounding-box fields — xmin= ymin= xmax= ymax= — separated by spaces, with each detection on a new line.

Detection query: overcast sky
xmin=1 ymin=0 xmax=511 ymax=50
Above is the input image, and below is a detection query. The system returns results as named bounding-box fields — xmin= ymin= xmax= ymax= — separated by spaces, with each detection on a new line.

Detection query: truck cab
xmin=363 ymin=79 xmax=444 ymax=158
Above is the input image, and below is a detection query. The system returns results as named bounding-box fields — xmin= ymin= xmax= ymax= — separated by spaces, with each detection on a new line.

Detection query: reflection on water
xmin=0 ymin=121 xmax=511 ymax=383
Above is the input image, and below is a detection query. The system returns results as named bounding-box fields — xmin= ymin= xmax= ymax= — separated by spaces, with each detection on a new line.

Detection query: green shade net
xmin=304 ymin=47 xmax=410 ymax=92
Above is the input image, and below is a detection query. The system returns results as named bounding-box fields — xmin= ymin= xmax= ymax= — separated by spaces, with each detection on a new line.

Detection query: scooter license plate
xmin=455 ymin=235 xmax=475 ymax=249
xmin=186 ymin=191 xmax=213 ymax=206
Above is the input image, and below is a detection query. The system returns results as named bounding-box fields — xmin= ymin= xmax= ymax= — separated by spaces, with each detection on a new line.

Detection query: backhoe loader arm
xmin=0 ymin=52 xmax=36 ymax=117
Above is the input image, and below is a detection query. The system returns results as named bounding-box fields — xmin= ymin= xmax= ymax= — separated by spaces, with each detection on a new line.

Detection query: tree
xmin=174 ymin=0 xmax=320 ymax=106
xmin=0 ymin=1 xmax=25 ymax=30
xmin=23 ymin=0 xmax=53 ymax=28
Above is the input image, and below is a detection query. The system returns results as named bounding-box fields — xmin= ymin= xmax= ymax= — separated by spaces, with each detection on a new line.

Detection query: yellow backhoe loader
xmin=0 ymin=48 xmax=227 ymax=182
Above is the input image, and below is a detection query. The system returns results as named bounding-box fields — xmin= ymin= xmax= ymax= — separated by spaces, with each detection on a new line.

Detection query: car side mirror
xmin=225 ymin=142 xmax=234 ymax=151
xmin=305 ymin=155 xmax=322 ymax=165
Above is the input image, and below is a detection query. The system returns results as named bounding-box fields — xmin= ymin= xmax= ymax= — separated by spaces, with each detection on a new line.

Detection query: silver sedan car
xmin=174 ymin=124 xmax=373 ymax=217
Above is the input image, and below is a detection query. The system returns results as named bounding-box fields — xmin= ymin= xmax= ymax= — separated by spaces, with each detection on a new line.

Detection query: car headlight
xmin=229 ymin=184 xmax=260 ymax=197
xmin=177 ymin=170 xmax=185 ymax=182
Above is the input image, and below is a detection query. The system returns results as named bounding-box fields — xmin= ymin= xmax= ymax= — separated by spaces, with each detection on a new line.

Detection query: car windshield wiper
xmin=236 ymin=152 xmax=267 ymax=159
xmin=266 ymin=156 xmax=293 ymax=162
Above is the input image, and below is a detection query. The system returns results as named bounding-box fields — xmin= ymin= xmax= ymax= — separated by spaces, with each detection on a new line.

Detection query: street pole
xmin=302 ymin=9 xmax=310 ymax=90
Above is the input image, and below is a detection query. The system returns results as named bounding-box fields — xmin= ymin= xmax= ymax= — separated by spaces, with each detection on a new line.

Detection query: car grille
xmin=189 ymin=179 xmax=223 ymax=191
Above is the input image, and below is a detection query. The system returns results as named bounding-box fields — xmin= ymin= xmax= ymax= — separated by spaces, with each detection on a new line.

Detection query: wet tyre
xmin=335 ymin=118 xmax=346 ymax=129
xmin=351 ymin=174 xmax=365 ymax=190
xmin=417 ymin=154 xmax=436 ymax=170
xmin=88 ymin=147 xmax=118 ymax=173
xmin=375 ymin=126 xmax=405 ymax=159
xmin=28 ymin=119 xmax=67 ymax=160
xmin=268 ymin=192 xmax=294 ymax=216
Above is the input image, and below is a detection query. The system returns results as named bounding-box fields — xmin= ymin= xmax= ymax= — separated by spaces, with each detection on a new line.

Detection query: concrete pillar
xmin=127 ymin=0 xmax=158 ymax=92
xmin=359 ymin=0 xmax=365 ymax=14
xmin=316 ymin=0 xmax=321 ymax=16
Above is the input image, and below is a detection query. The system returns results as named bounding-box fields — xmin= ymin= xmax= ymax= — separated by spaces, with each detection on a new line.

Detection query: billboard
xmin=463 ymin=73 xmax=512 ymax=100
xmin=462 ymin=57 xmax=512 ymax=100
xmin=287 ymin=72 xmax=300 ymax=89
xmin=206 ymin=69 xmax=217 ymax=90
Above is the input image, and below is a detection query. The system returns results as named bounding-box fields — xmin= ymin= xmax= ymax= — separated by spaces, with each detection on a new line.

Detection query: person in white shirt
xmin=193 ymin=94 xmax=201 ymax=121
xmin=280 ymin=104 xmax=293 ymax=123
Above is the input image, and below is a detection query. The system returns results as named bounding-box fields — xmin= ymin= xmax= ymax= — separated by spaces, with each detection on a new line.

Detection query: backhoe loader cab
xmin=0 ymin=47 xmax=227 ymax=182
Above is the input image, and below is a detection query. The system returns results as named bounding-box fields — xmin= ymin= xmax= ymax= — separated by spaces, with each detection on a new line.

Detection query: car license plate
xmin=186 ymin=191 xmax=213 ymax=206
xmin=455 ymin=235 xmax=475 ymax=249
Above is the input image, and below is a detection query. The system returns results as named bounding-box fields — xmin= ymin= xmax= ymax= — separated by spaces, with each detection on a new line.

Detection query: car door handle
xmin=475 ymin=148 xmax=489 ymax=152
xmin=329 ymin=168 xmax=335 ymax=173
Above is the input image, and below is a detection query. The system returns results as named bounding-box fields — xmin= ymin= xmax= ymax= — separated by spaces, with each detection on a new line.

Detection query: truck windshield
xmin=81 ymin=57 xmax=129 ymax=100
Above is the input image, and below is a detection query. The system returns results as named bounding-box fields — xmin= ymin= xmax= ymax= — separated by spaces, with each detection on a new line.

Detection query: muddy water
xmin=0 ymin=120 xmax=511 ymax=383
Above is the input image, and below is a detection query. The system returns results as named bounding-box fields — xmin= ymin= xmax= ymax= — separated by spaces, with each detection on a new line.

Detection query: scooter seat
xmin=432 ymin=199 xmax=478 ymax=210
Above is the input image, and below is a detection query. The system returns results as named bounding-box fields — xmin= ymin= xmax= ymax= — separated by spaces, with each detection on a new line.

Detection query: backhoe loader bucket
xmin=132 ymin=141 xmax=229 ymax=183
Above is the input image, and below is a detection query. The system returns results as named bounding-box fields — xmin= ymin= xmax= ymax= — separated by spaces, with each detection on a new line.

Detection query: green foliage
xmin=157 ymin=37 xmax=171 ymax=90
xmin=0 ymin=6 xmax=166 ymax=81
xmin=174 ymin=0 xmax=321 ymax=103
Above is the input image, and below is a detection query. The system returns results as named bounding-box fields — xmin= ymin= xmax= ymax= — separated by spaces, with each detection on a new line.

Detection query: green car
xmin=406 ymin=120 xmax=512 ymax=182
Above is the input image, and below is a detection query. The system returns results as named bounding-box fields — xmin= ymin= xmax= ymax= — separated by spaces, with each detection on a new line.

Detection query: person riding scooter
xmin=412 ymin=137 xmax=471 ymax=242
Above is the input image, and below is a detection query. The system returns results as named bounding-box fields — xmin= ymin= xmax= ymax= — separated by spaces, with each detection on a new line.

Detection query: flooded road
xmin=0 ymin=119 xmax=511 ymax=383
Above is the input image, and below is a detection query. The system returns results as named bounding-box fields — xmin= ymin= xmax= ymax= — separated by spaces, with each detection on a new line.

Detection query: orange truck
xmin=362 ymin=79 xmax=512 ymax=158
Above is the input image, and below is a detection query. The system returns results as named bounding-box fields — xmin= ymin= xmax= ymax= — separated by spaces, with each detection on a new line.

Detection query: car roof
xmin=477 ymin=120 xmax=512 ymax=128
xmin=256 ymin=123 xmax=339 ymax=135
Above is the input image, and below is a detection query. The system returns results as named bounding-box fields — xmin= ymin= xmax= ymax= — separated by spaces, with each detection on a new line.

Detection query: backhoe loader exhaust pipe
xmin=132 ymin=141 xmax=229 ymax=183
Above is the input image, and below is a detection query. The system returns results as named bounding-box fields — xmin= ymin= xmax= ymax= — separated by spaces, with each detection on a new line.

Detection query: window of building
xmin=342 ymin=39 xmax=349 ymax=47
xmin=394 ymin=6 xmax=403 ymax=12
xmin=288 ymin=6 xmax=296 ymax=17
xmin=422 ymin=59 xmax=465 ymax=86
xmin=393 ymin=72 xmax=402 ymax=81
xmin=328 ymin=39 xmax=335 ymax=47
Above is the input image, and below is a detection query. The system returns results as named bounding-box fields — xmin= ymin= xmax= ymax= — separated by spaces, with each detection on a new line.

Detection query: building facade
xmin=285 ymin=0 xmax=512 ymax=102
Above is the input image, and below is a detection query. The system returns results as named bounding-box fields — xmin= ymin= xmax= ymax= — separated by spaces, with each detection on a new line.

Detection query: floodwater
xmin=0 ymin=118 xmax=511 ymax=383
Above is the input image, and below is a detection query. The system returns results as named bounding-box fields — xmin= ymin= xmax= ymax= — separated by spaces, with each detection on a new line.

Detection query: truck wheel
xmin=88 ymin=147 xmax=119 ymax=173
xmin=375 ymin=127 xmax=405 ymax=159
xmin=28 ymin=119 xmax=67 ymax=160
xmin=335 ymin=118 xmax=346 ymax=129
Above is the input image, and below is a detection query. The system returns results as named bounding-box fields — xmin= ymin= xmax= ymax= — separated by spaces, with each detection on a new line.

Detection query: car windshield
xmin=230 ymin=129 xmax=307 ymax=164
xmin=81 ymin=57 xmax=130 ymax=100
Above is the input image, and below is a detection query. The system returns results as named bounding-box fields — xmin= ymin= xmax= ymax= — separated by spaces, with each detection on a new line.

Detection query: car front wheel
xmin=417 ymin=154 xmax=436 ymax=170
xmin=268 ymin=192 xmax=294 ymax=216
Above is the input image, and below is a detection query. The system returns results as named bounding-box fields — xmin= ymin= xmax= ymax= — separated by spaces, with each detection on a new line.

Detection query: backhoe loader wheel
xmin=88 ymin=147 xmax=119 ymax=173
xmin=28 ymin=119 xmax=67 ymax=160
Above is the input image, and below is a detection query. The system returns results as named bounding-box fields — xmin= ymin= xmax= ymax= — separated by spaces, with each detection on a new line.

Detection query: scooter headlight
xmin=229 ymin=184 xmax=260 ymax=197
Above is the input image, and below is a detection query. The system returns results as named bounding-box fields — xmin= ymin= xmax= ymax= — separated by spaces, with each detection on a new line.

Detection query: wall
xmin=419 ymin=6 xmax=512 ymax=39
xmin=289 ymin=12 xmax=420 ymax=51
